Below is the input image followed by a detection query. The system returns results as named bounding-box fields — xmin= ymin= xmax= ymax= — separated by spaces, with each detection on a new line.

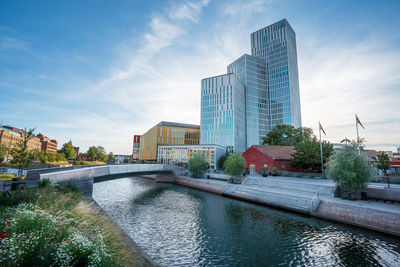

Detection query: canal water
xmin=93 ymin=177 xmax=400 ymax=266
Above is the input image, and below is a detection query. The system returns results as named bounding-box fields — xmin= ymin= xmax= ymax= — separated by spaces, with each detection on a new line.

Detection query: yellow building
xmin=139 ymin=121 xmax=200 ymax=161
xmin=0 ymin=126 xmax=42 ymax=151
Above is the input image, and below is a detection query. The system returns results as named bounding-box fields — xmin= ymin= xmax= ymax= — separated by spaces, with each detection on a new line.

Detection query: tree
xmin=96 ymin=146 xmax=107 ymax=161
xmin=224 ymin=152 xmax=246 ymax=177
xmin=10 ymin=128 xmax=35 ymax=179
xmin=290 ymin=139 xmax=333 ymax=172
xmin=262 ymin=124 xmax=314 ymax=146
xmin=38 ymin=151 xmax=48 ymax=163
xmin=0 ymin=144 xmax=9 ymax=163
xmin=262 ymin=124 xmax=298 ymax=146
xmin=60 ymin=141 xmax=76 ymax=160
xmin=56 ymin=152 xmax=66 ymax=162
xmin=188 ymin=153 xmax=208 ymax=178
xmin=376 ymin=151 xmax=390 ymax=175
xmin=107 ymin=152 xmax=115 ymax=163
xmin=327 ymin=146 xmax=373 ymax=192
xmin=217 ymin=152 xmax=229 ymax=170
xmin=87 ymin=146 xmax=107 ymax=161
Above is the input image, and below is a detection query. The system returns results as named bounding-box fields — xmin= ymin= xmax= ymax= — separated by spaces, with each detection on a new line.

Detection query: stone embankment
xmin=174 ymin=176 xmax=400 ymax=236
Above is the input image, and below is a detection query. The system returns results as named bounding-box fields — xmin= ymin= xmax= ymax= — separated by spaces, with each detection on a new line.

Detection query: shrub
xmin=224 ymin=152 xmax=246 ymax=177
xmin=272 ymin=167 xmax=278 ymax=176
xmin=188 ymin=153 xmax=208 ymax=178
xmin=327 ymin=147 xmax=373 ymax=190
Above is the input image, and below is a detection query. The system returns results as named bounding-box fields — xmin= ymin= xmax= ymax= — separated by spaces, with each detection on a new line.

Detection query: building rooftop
xmin=157 ymin=121 xmax=200 ymax=129
xmin=253 ymin=145 xmax=295 ymax=160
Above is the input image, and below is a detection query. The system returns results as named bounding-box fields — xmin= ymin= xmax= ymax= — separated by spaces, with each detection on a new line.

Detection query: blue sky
xmin=1 ymin=0 xmax=400 ymax=154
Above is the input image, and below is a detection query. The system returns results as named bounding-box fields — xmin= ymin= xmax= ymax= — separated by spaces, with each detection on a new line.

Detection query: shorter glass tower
xmin=200 ymin=73 xmax=246 ymax=152
xmin=227 ymin=54 xmax=268 ymax=147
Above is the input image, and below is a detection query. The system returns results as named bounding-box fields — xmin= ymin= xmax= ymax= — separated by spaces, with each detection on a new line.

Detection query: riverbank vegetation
xmin=0 ymin=182 xmax=151 ymax=266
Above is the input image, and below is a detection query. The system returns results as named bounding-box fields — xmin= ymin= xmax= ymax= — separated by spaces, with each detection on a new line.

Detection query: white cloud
xmin=298 ymin=36 xmax=400 ymax=150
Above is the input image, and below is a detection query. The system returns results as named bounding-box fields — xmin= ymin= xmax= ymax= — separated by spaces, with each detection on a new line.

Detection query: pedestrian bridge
xmin=40 ymin=164 xmax=181 ymax=197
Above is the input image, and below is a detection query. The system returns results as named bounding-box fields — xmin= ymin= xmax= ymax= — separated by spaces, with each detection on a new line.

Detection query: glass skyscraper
xmin=201 ymin=19 xmax=301 ymax=152
xmin=251 ymin=18 xmax=302 ymax=128
xmin=200 ymin=74 xmax=246 ymax=152
xmin=227 ymin=54 xmax=268 ymax=147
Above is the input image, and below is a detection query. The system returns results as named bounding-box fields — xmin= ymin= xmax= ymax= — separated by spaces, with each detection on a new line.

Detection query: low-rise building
xmin=0 ymin=126 xmax=41 ymax=151
xmin=139 ymin=121 xmax=200 ymax=161
xmin=157 ymin=144 xmax=226 ymax=170
xmin=37 ymin=133 xmax=58 ymax=153
xmin=132 ymin=135 xmax=141 ymax=160
xmin=242 ymin=145 xmax=295 ymax=174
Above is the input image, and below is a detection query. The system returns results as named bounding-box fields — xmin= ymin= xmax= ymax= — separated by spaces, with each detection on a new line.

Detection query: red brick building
xmin=37 ymin=133 xmax=58 ymax=153
xmin=242 ymin=145 xmax=295 ymax=173
xmin=132 ymin=135 xmax=141 ymax=160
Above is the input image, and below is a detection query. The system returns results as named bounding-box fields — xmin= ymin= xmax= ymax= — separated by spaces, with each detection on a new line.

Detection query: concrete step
xmin=243 ymin=177 xmax=334 ymax=196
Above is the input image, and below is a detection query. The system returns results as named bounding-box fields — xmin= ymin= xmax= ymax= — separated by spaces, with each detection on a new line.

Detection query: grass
xmin=0 ymin=182 xmax=153 ymax=266
xmin=74 ymin=161 xmax=106 ymax=166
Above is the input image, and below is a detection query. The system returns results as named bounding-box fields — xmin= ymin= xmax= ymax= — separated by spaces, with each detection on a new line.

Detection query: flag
xmin=319 ymin=121 xmax=326 ymax=135
xmin=355 ymin=114 xmax=365 ymax=129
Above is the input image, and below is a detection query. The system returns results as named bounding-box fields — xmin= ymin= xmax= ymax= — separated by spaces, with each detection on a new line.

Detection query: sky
xmin=1 ymin=0 xmax=400 ymax=155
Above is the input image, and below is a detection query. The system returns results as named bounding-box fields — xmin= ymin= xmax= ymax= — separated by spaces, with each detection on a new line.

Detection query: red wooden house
xmin=242 ymin=145 xmax=295 ymax=173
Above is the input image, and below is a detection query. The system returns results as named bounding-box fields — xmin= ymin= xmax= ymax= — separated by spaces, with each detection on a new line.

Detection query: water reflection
xmin=93 ymin=177 xmax=400 ymax=266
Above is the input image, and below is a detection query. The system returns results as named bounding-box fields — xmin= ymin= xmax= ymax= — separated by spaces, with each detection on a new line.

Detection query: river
xmin=93 ymin=177 xmax=400 ymax=266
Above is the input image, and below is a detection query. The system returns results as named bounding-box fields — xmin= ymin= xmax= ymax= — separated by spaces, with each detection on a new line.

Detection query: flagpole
xmin=319 ymin=121 xmax=324 ymax=174
xmin=355 ymin=114 xmax=360 ymax=155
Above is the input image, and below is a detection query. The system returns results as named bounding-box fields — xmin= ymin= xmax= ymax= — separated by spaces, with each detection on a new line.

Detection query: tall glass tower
xmin=251 ymin=19 xmax=302 ymax=129
xmin=200 ymin=19 xmax=301 ymax=152
xmin=200 ymin=73 xmax=247 ymax=152
xmin=227 ymin=54 xmax=268 ymax=147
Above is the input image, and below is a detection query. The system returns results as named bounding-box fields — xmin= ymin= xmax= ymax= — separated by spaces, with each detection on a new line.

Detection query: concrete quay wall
xmin=315 ymin=200 xmax=400 ymax=236
xmin=172 ymin=177 xmax=400 ymax=236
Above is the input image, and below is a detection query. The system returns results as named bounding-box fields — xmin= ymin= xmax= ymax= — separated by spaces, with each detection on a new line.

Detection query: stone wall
xmin=316 ymin=200 xmax=400 ymax=235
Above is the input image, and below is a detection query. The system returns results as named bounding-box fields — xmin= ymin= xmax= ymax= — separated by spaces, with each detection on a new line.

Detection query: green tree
xmin=262 ymin=124 xmax=314 ymax=146
xmin=56 ymin=152 xmax=66 ymax=162
xmin=10 ymin=128 xmax=35 ymax=179
xmin=47 ymin=152 xmax=56 ymax=162
xmin=60 ymin=141 xmax=77 ymax=160
xmin=107 ymin=152 xmax=115 ymax=163
xmin=327 ymin=146 xmax=373 ymax=191
xmin=38 ymin=151 xmax=48 ymax=163
xmin=96 ymin=146 xmax=107 ymax=161
xmin=0 ymin=144 xmax=9 ymax=163
xmin=290 ymin=139 xmax=333 ymax=172
xmin=376 ymin=151 xmax=390 ymax=175
xmin=188 ymin=153 xmax=208 ymax=178
xmin=87 ymin=146 xmax=107 ymax=161
xmin=217 ymin=152 xmax=229 ymax=170
xmin=224 ymin=152 xmax=246 ymax=176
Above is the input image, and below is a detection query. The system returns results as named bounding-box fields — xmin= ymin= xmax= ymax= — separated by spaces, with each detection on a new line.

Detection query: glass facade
xmin=157 ymin=144 xmax=226 ymax=170
xmin=200 ymin=74 xmax=246 ymax=152
xmin=200 ymin=19 xmax=301 ymax=151
xmin=227 ymin=54 xmax=268 ymax=147
xmin=251 ymin=19 xmax=302 ymax=128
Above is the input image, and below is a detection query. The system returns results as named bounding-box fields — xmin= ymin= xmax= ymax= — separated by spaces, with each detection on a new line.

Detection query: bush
xmin=327 ymin=147 xmax=373 ymax=190
xmin=188 ymin=153 xmax=208 ymax=178
xmin=224 ymin=153 xmax=246 ymax=177
xmin=272 ymin=167 xmax=278 ymax=176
